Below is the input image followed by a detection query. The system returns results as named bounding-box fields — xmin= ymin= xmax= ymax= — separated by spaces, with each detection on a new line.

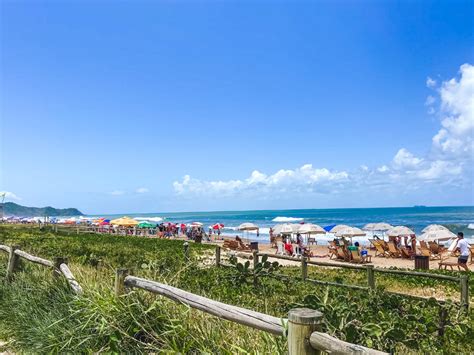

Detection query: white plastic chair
xmin=276 ymin=241 xmax=285 ymax=255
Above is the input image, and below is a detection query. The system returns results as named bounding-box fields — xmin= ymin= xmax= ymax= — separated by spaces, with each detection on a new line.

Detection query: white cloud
xmin=136 ymin=187 xmax=149 ymax=194
xmin=110 ymin=190 xmax=125 ymax=196
xmin=173 ymin=64 xmax=473 ymax=201
xmin=0 ymin=191 xmax=22 ymax=201
xmin=392 ymin=148 xmax=423 ymax=169
xmin=377 ymin=165 xmax=389 ymax=173
xmin=431 ymin=63 xmax=474 ymax=159
xmin=426 ymin=77 xmax=437 ymax=88
xmin=173 ymin=164 xmax=349 ymax=197
xmin=425 ymin=95 xmax=436 ymax=106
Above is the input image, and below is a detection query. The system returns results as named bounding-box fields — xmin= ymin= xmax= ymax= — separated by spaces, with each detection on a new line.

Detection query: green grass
xmin=0 ymin=225 xmax=472 ymax=354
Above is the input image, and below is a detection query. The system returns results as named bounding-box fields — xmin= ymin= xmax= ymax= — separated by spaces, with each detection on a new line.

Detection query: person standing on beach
xmin=456 ymin=232 xmax=470 ymax=271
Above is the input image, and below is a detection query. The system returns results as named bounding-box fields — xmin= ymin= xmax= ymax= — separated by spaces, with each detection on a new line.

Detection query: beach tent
xmin=329 ymin=225 xmax=351 ymax=234
xmin=386 ymin=226 xmax=414 ymax=237
xmin=110 ymin=216 xmax=139 ymax=226
xmin=418 ymin=229 xmax=457 ymax=242
xmin=422 ymin=224 xmax=449 ymax=233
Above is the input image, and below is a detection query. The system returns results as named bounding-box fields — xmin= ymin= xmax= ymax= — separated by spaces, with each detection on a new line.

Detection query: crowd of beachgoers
xmin=2 ymin=215 xmax=473 ymax=271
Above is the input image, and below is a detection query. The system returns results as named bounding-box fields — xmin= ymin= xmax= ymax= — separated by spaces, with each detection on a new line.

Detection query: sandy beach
xmin=211 ymin=236 xmax=474 ymax=271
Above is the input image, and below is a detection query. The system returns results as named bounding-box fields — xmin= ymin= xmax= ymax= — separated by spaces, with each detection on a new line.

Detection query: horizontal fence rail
xmin=217 ymin=249 xmax=469 ymax=309
xmin=0 ymin=244 xmax=82 ymax=295
xmin=116 ymin=271 xmax=387 ymax=354
xmin=123 ymin=274 xmax=285 ymax=336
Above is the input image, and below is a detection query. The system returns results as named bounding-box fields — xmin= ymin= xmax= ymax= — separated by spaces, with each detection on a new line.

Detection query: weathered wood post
xmin=115 ymin=268 xmax=129 ymax=296
xmin=215 ymin=246 xmax=221 ymax=267
xmin=252 ymin=250 xmax=259 ymax=286
xmin=183 ymin=242 xmax=190 ymax=262
xmin=288 ymin=308 xmax=323 ymax=355
xmin=6 ymin=245 xmax=20 ymax=281
xmin=367 ymin=265 xmax=375 ymax=289
xmin=54 ymin=257 xmax=68 ymax=277
xmin=460 ymin=275 xmax=469 ymax=310
xmin=76 ymin=226 xmax=79 ymax=234
xmin=301 ymin=256 xmax=308 ymax=281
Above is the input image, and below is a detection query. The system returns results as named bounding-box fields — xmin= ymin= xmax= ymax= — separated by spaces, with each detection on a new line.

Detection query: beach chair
xmin=276 ymin=241 xmax=285 ymax=256
xmin=308 ymin=237 xmax=317 ymax=245
xmin=400 ymin=247 xmax=412 ymax=259
xmin=373 ymin=240 xmax=388 ymax=257
xmin=428 ymin=241 xmax=447 ymax=257
xmin=336 ymin=246 xmax=349 ymax=261
xmin=387 ymin=242 xmax=401 ymax=258
xmin=349 ymin=247 xmax=372 ymax=264
xmin=237 ymin=240 xmax=252 ymax=252
xmin=328 ymin=241 xmax=337 ymax=259
xmin=419 ymin=241 xmax=440 ymax=260
xmin=438 ymin=261 xmax=461 ymax=271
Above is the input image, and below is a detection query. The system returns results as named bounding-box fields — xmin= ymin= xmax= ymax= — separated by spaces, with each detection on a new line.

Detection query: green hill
xmin=3 ymin=202 xmax=84 ymax=217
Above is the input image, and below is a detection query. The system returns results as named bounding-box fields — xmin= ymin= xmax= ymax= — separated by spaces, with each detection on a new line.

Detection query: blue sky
xmin=1 ymin=1 xmax=473 ymax=214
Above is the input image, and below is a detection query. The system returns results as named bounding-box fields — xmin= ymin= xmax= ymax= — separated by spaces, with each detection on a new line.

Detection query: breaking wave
xmin=134 ymin=217 xmax=164 ymax=222
xmin=272 ymin=216 xmax=304 ymax=222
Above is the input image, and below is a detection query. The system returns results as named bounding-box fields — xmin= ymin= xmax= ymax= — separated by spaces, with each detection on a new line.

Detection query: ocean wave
xmin=272 ymin=216 xmax=304 ymax=222
xmin=134 ymin=217 xmax=163 ymax=222
xmin=468 ymin=223 xmax=474 ymax=230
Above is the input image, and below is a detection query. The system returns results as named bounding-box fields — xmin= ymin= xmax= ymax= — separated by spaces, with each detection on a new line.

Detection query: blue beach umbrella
xmin=324 ymin=224 xmax=337 ymax=232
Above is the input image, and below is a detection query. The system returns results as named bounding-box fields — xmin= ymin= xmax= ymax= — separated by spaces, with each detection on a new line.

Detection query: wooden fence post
xmin=115 ymin=268 xmax=129 ymax=296
xmin=301 ymin=256 xmax=308 ymax=281
xmin=54 ymin=257 xmax=68 ymax=277
xmin=253 ymin=250 xmax=259 ymax=286
xmin=6 ymin=245 xmax=20 ymax=281
xmin=288 ymin=308 xmax=323 ymax=355
xmin=367 ymin=265 xmax=375 ymax=289
xmin=215 ymin=246 xmax=221 ymax=267
xmin=460 ymin=275 xmax=469 ymax=310
xmin=76 ymin=226 xmax=79 ymax=234
xmin=183 ymin=242 xmax=190 ymax=262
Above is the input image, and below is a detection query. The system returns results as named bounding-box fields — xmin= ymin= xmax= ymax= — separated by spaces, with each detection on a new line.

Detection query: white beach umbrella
xmin=363 ymin=222 xmax=393 ymax=231
xmin=363 ymin=223 xmax=376 ymax=231
xmin=238 ymin=222 xmax=259 ymax=231
xmin=421 ymin=224 xmax=449 ymax=233
xmin=298 ymin=223 xmax=326 ymax=234
xmin=418 ymin=229 xmax=457 ymax=242
xmin=329 ymin=224 xmax=351 ymax=234
xmin=386 ymin=226 xmax=415 ymax=237
xmin=335 ymin=227 xmax=366 ymax=238
xmin=273 ymin=224 xmax=293 ymax=235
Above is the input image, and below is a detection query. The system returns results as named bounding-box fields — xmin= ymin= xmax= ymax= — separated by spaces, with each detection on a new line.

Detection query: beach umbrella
xmin=110 ymin=216 xmax=139 ymax=227
xmin=386 ymin=226 xmax=414 ymax=237
xmin=323 ymin=224 xmax=337 ymax=232
xmin=335 ymin=226 xmax=366 ymax=238
xmin=418 ymin=229 xmax=457 ymax=242
xmin=298 ymin=223 xmax=326 ymax=234
xmin=190 ymin=222 xmax=203 ymax=227
xmin=422 ymin=224 xmax=449 ymax=233
xmin=329 ymin=224 xmax=351 ymax=234
xmin=138 ymin=221 xmax=155 ymax=228
xmin=363 ymin=222 xmax=393 ymax=231
xmin=238 ymin=222 xmax=259 ymax=231
xmin=273 ymin=224 xmax=294 ymax=235
xmin=212 ymin=223 xmax=224 ymax=230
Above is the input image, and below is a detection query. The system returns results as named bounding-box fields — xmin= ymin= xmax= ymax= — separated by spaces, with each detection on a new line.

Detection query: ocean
xmin=89 ymin=206 xmax=474 ymax=244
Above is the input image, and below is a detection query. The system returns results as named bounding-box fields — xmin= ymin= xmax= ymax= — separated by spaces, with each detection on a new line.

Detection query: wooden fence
xmin=214 ymin=247 xmax=470 ymax=309
xmin=0 ymin=244 xmax=82 ymax=295
xmin=0 ymin=243 xmax=386 ymax=354
xmin=115 ymin=269 xmax=386 ymax=355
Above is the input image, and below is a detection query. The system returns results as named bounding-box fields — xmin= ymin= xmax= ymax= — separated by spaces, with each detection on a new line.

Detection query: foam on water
xmin=272 ymin=216 xmax=304 ymax=222
xmin=134 ymin=217 xmax=164 ymax=222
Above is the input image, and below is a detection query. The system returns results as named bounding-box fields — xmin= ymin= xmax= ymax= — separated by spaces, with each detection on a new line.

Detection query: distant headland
xmin=2 ymin=202 xmax=84 ymax=217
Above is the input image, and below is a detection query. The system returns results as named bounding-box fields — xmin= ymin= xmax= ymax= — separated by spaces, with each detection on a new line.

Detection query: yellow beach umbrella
xmin=110 ymin=216 xmax=139 ymax=226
